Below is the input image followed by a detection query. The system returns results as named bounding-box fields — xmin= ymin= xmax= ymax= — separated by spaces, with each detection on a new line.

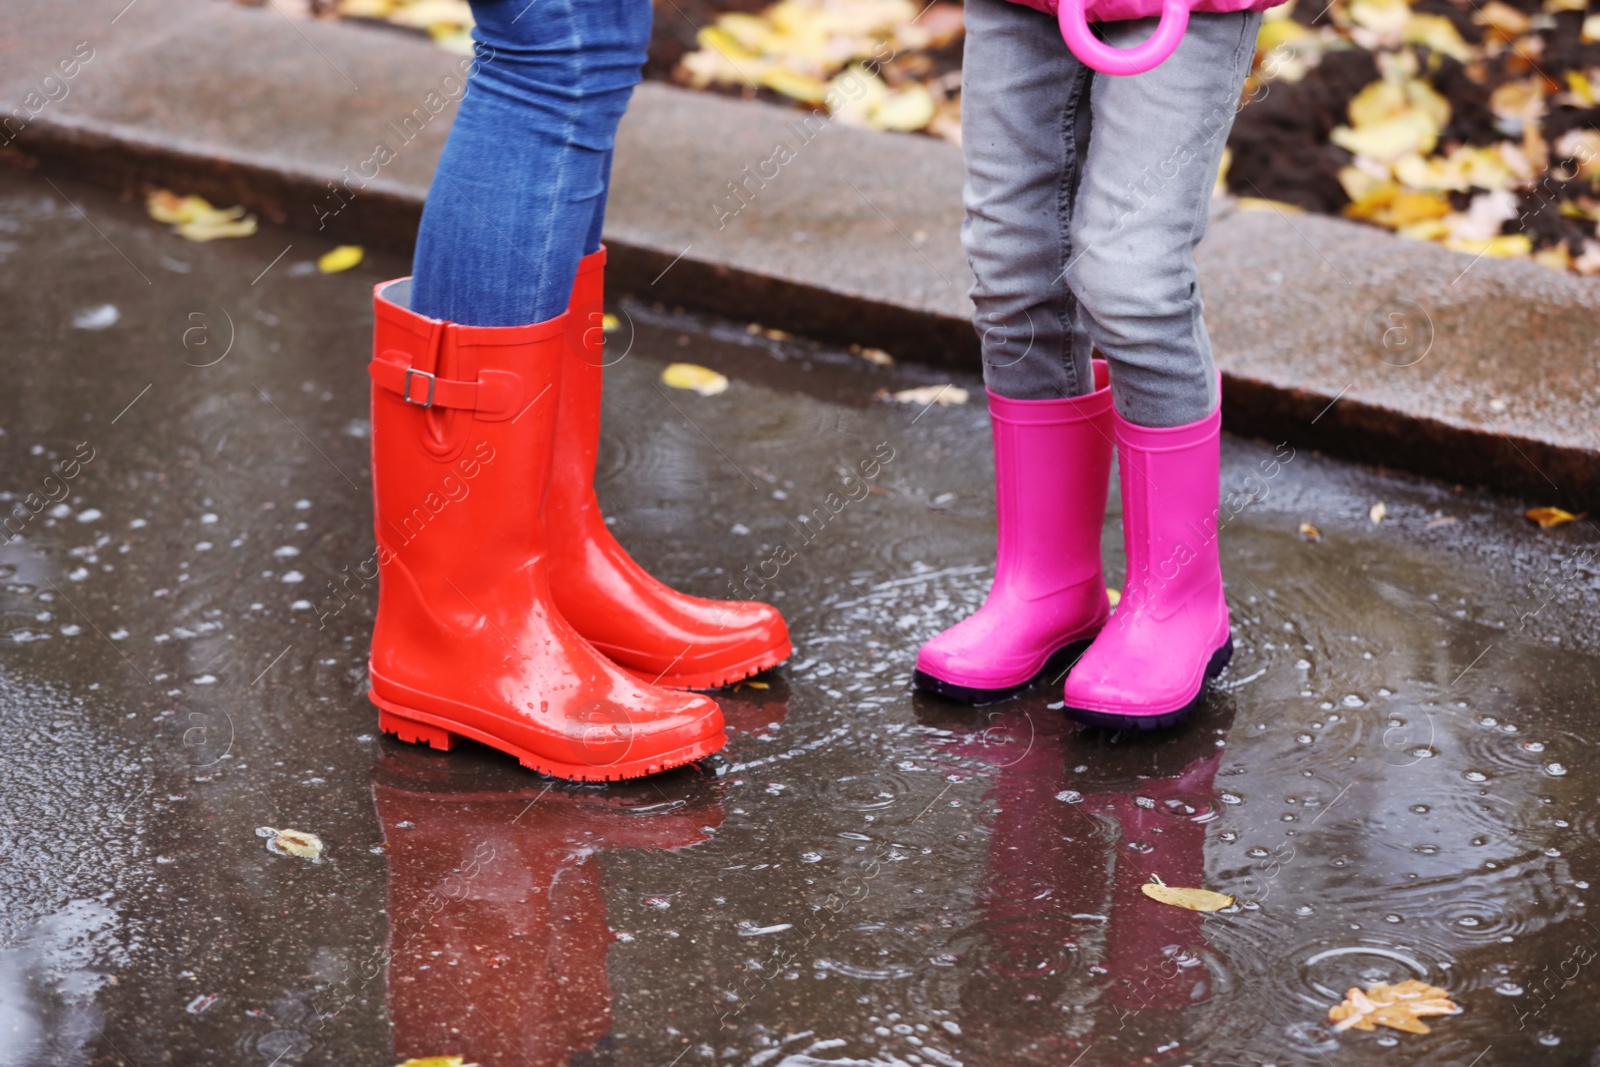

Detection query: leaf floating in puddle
xmin=1525 ymin=506 xmax=1583 ymax=528
xmin=891 ymin=384 xmax=969 ymax=407
xmin=1298 ymin=521 xmax=1322 ymax=541
xmin=661 ymin=363 xmax=730 ymax=396
xmin=317 ymin=245 xmax=365 ymax=274
xmin=1139 ymin=874 xmax=1234 ymax=912
xmin=146 ymin=190 xmax=259 ymax=242
xmin=1328 ymin=979 xmax=1460 ymax=1035
xmin=257 ymin=825 xmax=323 ymax=861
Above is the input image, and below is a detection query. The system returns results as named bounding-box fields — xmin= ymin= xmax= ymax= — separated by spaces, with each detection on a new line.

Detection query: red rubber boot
xmin=544 ymin=247 xmax=791 ymax=689
xmin=366 ymin=278 xmax=725 ymax=781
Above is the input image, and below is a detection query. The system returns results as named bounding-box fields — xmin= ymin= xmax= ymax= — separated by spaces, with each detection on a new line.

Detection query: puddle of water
xmin=1 ymin=169 xmax=1598 ymax=1066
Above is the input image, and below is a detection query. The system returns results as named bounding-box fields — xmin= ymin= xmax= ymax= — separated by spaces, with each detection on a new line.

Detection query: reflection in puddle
xmin=374 ymin=748 xmax=726 ymax=1066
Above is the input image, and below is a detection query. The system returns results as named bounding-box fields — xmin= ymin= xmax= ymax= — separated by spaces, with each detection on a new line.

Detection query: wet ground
xmin=2 ymin=165 xmax=1599 ymax=1067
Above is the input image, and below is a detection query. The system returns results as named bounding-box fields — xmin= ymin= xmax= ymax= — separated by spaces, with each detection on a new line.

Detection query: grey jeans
xmin=961 ymin=0 xmax=1261 ymax=427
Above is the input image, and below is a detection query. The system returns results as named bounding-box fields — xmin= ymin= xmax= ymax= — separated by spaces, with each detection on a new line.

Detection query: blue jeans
xmin=961 ymin=0 xmax=1260 ymax=426
xmin=410 ymin=0 xmax=652 ymax=326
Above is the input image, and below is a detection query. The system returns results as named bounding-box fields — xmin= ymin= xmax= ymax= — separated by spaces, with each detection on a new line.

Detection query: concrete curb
xmin=5 ymin=0 xmax=1597 ymax=506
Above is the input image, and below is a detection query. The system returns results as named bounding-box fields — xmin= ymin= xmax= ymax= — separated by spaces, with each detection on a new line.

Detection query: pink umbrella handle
xmin=1057 ymin=0 xmax=1191 ymax=76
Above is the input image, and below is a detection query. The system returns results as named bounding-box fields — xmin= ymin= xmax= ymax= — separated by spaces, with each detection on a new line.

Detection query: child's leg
xmin=410 ymin=0 xmax=652 ymax=327
xmin=1066 ymin=12 xmax=1262 ymax=427
xmin=961 ymin=0 xmax=1096 ymax=400
xmin=1059 ymin=13 xmax=1260 ymax=728
xmin=913 ymin=0 xmax=1117 ymax=705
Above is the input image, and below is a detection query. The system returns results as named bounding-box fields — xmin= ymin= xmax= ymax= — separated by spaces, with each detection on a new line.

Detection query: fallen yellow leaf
xmin=1525 ymin=506 xmax=1584 ymax=527
xmin=602 ymin=313 xmax=621 ymax=332
xmin=1328 ymin=979 xmax=1460 ymax=1036
xmin=317 ymin=245 xmax=365 ymax=273
xmin=1299 ymin=521 xmax=1322 ymax=541
xmin=1474 ymin=0 xmax=1531 ymax=38
xmin=394 ymin=1058 xmax=480 ymax=1067
xmin=1370 ymin=502 xmax=1387 ymax=524
xmin=758 ymin=65 xmax=829 ymax=104
xmin=273 ymin=828 xmax=323 ymax=861
xmin=1566 ymin=70 xmax=1597 ymax=107
xmin=850 ymin=344 xmax=894 ymax=366
xmin=1107 ymin=588 xmax=1122 ymax=607
xmin=871 ymin=84 xmax=937 ymax=131
xmin=661 ymin=363 xmax=730 ymax=396
xmin=891 ymin=384 xmax=969 ymax=406
xmin=1349 ymin=0 xmax=1410 ymax=37
xmin=1140 ymin=875 xmax=1234 ymax=912
xmin=1489 ymin=79 xmax=1547 ymax=124
xmin=383 ymin=0 xmax=473 ymax=28
xmin=177 ymin=216 xmax=259 ymax=242
xmin=146 ymin=190 xmax=259 ymax=242
xmin=1401 ymin=14 xmax=1476 ymax=62
xmin=1332 ymin=114 xmax=1441 ymax=162
xmin=1443 ymin=233 xmax=1533 ymax=258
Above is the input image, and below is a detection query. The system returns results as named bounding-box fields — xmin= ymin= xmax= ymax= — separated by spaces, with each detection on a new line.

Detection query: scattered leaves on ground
xmin=317 ymin=244 xmax=364 ymax=273
xmin=661 ymin=362 xmax=730 ymax=396
xmin=146 ymin=190 xmax=258 ymax=242
xmin=1526 ymin=506 xmax=1584 ymax=528
xmin=891 ymin=384 xmax=968 ymax=406
xmin=1140 ymin=875 xmax=1235 ymax=912
xmin=1299 ymin=521 xmax=1323 ymax=541
xmin=257 ymin=826 xmax=324 ymax=861
xmin=673 ymin=0 xmax=964 ymax=137
xmin=1243 ymin=0 xmax=1600 ymax=273
xmin=1328 ymin=980 xmax=1461 ymax=1034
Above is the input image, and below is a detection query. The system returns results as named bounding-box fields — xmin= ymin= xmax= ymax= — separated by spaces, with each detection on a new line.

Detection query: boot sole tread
xmin=370 ymin=689 xmax=724 ymax=782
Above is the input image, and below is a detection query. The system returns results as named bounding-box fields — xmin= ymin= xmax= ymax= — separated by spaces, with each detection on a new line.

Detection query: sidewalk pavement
xmin=4 ymin=0 xmax=1596 ymax=506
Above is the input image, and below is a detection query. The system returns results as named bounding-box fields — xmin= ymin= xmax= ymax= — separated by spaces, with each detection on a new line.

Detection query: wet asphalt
xmin=3 ymin=167 xmax=1600 ymax=1067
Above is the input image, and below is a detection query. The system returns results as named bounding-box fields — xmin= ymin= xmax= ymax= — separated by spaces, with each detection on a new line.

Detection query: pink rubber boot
xmin=1062 ymin=392 xmax=1232 ymax=729
xmin=914 ymin=361 xmax=1114 ymax=704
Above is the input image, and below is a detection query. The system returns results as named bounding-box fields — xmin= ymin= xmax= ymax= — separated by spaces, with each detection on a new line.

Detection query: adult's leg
xmin=410 ymin=0 xmax=652 ymax=327
xmin=1065 ymin=11 xmax=1261 ymax=427
xmin=960 ymin=0 xmax=1096 ymax=400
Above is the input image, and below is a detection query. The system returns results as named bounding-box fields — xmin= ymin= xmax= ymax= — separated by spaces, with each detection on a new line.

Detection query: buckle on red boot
xmin=402 ymin=368 xmax=436 ymax=407
xmin=371 ymin=352 xmax=524 ymax=420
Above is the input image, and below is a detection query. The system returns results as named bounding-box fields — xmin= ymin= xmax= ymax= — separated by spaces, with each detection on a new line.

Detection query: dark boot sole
xmin=1063 ymin=636 xmax=1234 ymax=731
xmin=912 ymin=638 xmax=1096 ymax=706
